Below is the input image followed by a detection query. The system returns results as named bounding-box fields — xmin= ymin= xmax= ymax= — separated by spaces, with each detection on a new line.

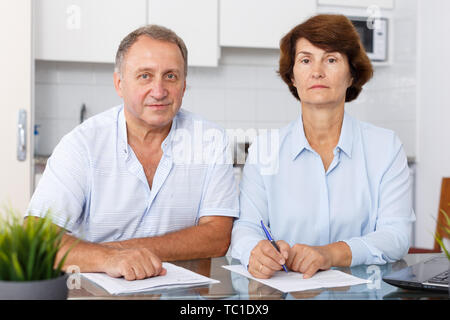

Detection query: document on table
xmin=223 ymin=264 xmax=370 ymax=293
xmin=81 ymin=262 xmax=219 ymax=295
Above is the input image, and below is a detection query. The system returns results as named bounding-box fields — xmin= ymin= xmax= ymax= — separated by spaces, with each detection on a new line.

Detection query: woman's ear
xmin=347 ymin=76 xmax=354 ymax=88
xmin=291 ymin=77 xmax=297 ymax=88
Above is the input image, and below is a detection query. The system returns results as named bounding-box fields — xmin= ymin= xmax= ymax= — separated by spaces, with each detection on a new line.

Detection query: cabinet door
xmin=220 ymin=0 xmax=316 ymax=49
xmin=148 ymin=0 xmax=219 ymax=67
xmin=317 ymin=0 xmax=394 ymax=9
xmin=0 ymin=0 xmax=32 ymax=213
xmin=35 ymin=0 xmax=147 ymax=63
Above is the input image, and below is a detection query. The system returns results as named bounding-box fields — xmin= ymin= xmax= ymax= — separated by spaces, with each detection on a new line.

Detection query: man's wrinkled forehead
xmin=122 ymin=35 xmax=186 ymax=76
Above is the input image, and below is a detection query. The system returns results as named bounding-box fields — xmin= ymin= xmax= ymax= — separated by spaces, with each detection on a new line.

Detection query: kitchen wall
xmin=34 ymin=52 xmax=300 ymax=156
xmin=35 ymin=0 xmax=417 ymax=159
xmin=345 ymin=0 xmax=417 ymax=159
xmin=415 ymin=0 xmax=450 ymax=249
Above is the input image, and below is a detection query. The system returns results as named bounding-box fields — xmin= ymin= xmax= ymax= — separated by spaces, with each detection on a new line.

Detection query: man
xmin=26 ymin=25 xmax=239 ymax=281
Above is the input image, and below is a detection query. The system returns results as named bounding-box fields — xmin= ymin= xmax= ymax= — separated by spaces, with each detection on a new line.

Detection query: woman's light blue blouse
xmin=231 ymin=111 xmax=415 ymax=268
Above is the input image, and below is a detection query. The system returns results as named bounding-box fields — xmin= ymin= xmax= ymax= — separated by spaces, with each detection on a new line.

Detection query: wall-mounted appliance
xmin=349 ymin=16 xmax=389 ymax=62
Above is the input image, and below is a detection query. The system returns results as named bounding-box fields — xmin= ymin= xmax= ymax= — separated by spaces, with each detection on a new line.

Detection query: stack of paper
xmin=82 ymin=262 xmax=219 ymax=295
xmin=223 ymin=264 xmax=370 ymax=293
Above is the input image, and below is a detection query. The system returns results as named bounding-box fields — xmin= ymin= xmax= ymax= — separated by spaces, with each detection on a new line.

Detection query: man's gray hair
xmin=115 ymin=24 xmax=188 ymax=77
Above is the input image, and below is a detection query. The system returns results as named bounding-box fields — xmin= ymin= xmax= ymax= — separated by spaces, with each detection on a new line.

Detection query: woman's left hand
xmin=286 ymin=244 xmax=333 ymax=279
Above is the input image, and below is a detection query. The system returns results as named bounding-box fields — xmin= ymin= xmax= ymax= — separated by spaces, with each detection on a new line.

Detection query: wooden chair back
xmin=433 ymin=177 xmax=450 ymax=251
xmin=408 ymin=177 xmax=450 ymax=254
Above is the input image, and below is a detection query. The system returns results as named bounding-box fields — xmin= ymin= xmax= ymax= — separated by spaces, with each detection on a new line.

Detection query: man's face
xmin=114 ymin=36 xmax=186 ymax=130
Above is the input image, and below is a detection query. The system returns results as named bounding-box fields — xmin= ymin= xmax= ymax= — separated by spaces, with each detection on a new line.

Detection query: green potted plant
xmin=434 ymin=209 xmax=450 ymax=260
xmin=0 ymin=207 xmax=72 ymax=300
xmin=434 ymin=209 xmax=450 ymax=296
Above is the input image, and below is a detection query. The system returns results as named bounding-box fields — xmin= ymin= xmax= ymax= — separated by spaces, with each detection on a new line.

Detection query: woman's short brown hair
xmin=278 ymin=14 xmax=373 ymax=102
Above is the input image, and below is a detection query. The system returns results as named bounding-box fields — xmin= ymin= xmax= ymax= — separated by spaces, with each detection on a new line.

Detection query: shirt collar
xmin=118 ymin=105 xmax=128 ymax=146
xmin=291 ymin=110 xmax=353 ymax=160
xmin=118 ymin=105 xmax=178 ymax=158
xmin=291 ymin=112 xmax=311 ymax=161
xmin=336 ymin=112 xmax=353 ymax=158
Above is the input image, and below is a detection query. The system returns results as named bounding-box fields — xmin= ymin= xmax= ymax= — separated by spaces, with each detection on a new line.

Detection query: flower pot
xmin=0 ymin=273 xmax=69 ymax=300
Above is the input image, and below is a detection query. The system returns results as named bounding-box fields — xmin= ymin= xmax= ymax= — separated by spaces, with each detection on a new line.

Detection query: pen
xmin=260 ymin=220 xmax=288 ymax=273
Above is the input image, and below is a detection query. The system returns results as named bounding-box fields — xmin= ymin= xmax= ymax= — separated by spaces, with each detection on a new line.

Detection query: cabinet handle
xmin=17 ymin=109 xmax=27 ymax=161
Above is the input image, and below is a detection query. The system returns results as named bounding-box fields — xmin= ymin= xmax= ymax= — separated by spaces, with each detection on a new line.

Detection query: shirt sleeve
xmin=230 ymin=142 xmax=268 ymax=268
xmin=197 ymin=130 xmax=239 ymax=219
xmin=25 ymin=132 xmax=89 ymax=233
xmin=343 ymin=135 xmax=416 ymax=266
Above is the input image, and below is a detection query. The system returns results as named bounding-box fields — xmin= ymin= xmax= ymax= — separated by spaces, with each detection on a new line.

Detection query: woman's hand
xmin=248 ymin=240 xmax=290 ymax=279
xmin=286 ymin=244 xmax=333 ymax=279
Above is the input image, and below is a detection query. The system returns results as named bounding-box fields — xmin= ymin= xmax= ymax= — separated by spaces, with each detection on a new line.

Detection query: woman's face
xmin=291 ymin=38 xmax=353 ymax=108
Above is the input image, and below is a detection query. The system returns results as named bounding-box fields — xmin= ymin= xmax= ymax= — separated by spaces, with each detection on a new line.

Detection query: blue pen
xmin=260 ymin=220 xmax=288 ymax=273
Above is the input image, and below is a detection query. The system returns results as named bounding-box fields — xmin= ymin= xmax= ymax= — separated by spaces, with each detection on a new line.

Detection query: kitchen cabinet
xmin=220 ymin=0 xmax=316 ymax=49
xmin=35 ymin=0 xmax=219 ymax=67
xmin=35 ymin=0 xmax=147 ymax=63
xmin=148 ymin=0 xmax=219 ymax=67
xmin=317 ymin=0 xmax=394 ymax=9
xmin=0 ymin=0 xmax=32 ymax=213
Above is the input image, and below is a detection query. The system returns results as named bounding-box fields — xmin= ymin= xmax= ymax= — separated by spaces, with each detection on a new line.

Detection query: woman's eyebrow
xmin=296 ymin=51 xmax=313 ymax=56
xmin=296 ymin=50 xmax=341 ymax=58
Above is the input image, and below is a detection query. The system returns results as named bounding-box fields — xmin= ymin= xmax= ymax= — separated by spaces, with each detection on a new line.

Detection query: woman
xmin=230 ymin=14 xmax=415 ymax=279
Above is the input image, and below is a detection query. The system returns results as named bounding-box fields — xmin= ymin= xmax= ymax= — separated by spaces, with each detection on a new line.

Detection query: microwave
xmin=349 ymin=16 xmax=388 ymax=62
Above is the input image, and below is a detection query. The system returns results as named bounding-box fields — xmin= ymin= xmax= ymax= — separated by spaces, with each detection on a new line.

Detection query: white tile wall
xmin=35 ymin=0 xmax=417 ymax=159
xmin=34 ymin=61 xmax=122 ymax=155
xmin=415 ymin=0 xmax=450 ymax=249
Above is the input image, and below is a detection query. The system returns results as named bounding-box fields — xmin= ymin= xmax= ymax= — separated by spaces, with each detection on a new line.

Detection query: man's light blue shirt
xmin=231 ymin=111 xmax=415 ymax=268
xmin=26 ymin=105 xmax=239 ymax=242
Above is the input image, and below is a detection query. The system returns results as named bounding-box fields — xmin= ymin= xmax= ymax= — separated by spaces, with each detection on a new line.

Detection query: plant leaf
xmin=11 ymin=252 xmax=25 ymax=281
xmin=26 ymin=234 xmax=39 ymax=280
xmin=435 ymin=235 xmax=450 ymax=260
xmin=0 ymin=207 xmax=76 ymax=281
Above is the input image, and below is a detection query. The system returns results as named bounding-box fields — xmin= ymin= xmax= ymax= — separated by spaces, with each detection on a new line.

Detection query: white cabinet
xmin=148 ymin=0 xmax=219 ymax=67
xmin=35 ymin=0 xmax=147 ymax=63
xmin=35 ymin=0 xmax=219 ymax=67
xmin=220 ymin=0 xmax=317 ymax=49
xmin=317 ymin=0 xmax=394 ymax=9
xmin=1 ymin=0 xmax=32 ymax=212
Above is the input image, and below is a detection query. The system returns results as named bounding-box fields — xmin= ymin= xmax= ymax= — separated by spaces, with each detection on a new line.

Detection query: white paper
xmin=81 ymin=262 xmax=219 ymax=295
xmin=223 ymin=264 xmax=370 ymax=293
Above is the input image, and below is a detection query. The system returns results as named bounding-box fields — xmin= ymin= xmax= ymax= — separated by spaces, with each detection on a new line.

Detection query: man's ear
xmin=113 ymin=71 xmax=123 ymax=98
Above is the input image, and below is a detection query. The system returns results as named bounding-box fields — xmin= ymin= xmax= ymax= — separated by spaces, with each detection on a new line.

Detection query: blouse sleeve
xmin=343 ymin=135 xmax=416 ymax=266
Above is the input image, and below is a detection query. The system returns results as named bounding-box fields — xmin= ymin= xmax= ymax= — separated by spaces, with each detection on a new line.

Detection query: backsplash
xmin=34 ymin=0 xmax=417 ymax=158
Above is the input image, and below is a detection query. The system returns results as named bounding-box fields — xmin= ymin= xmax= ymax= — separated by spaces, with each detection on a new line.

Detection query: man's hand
xmin=286 ymin=244 xmax=332 ymax=279
xmin=101 ymin=247 xmax=166 ymax=281
xmin=248 ymin=240 xmax=290 ymax=279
